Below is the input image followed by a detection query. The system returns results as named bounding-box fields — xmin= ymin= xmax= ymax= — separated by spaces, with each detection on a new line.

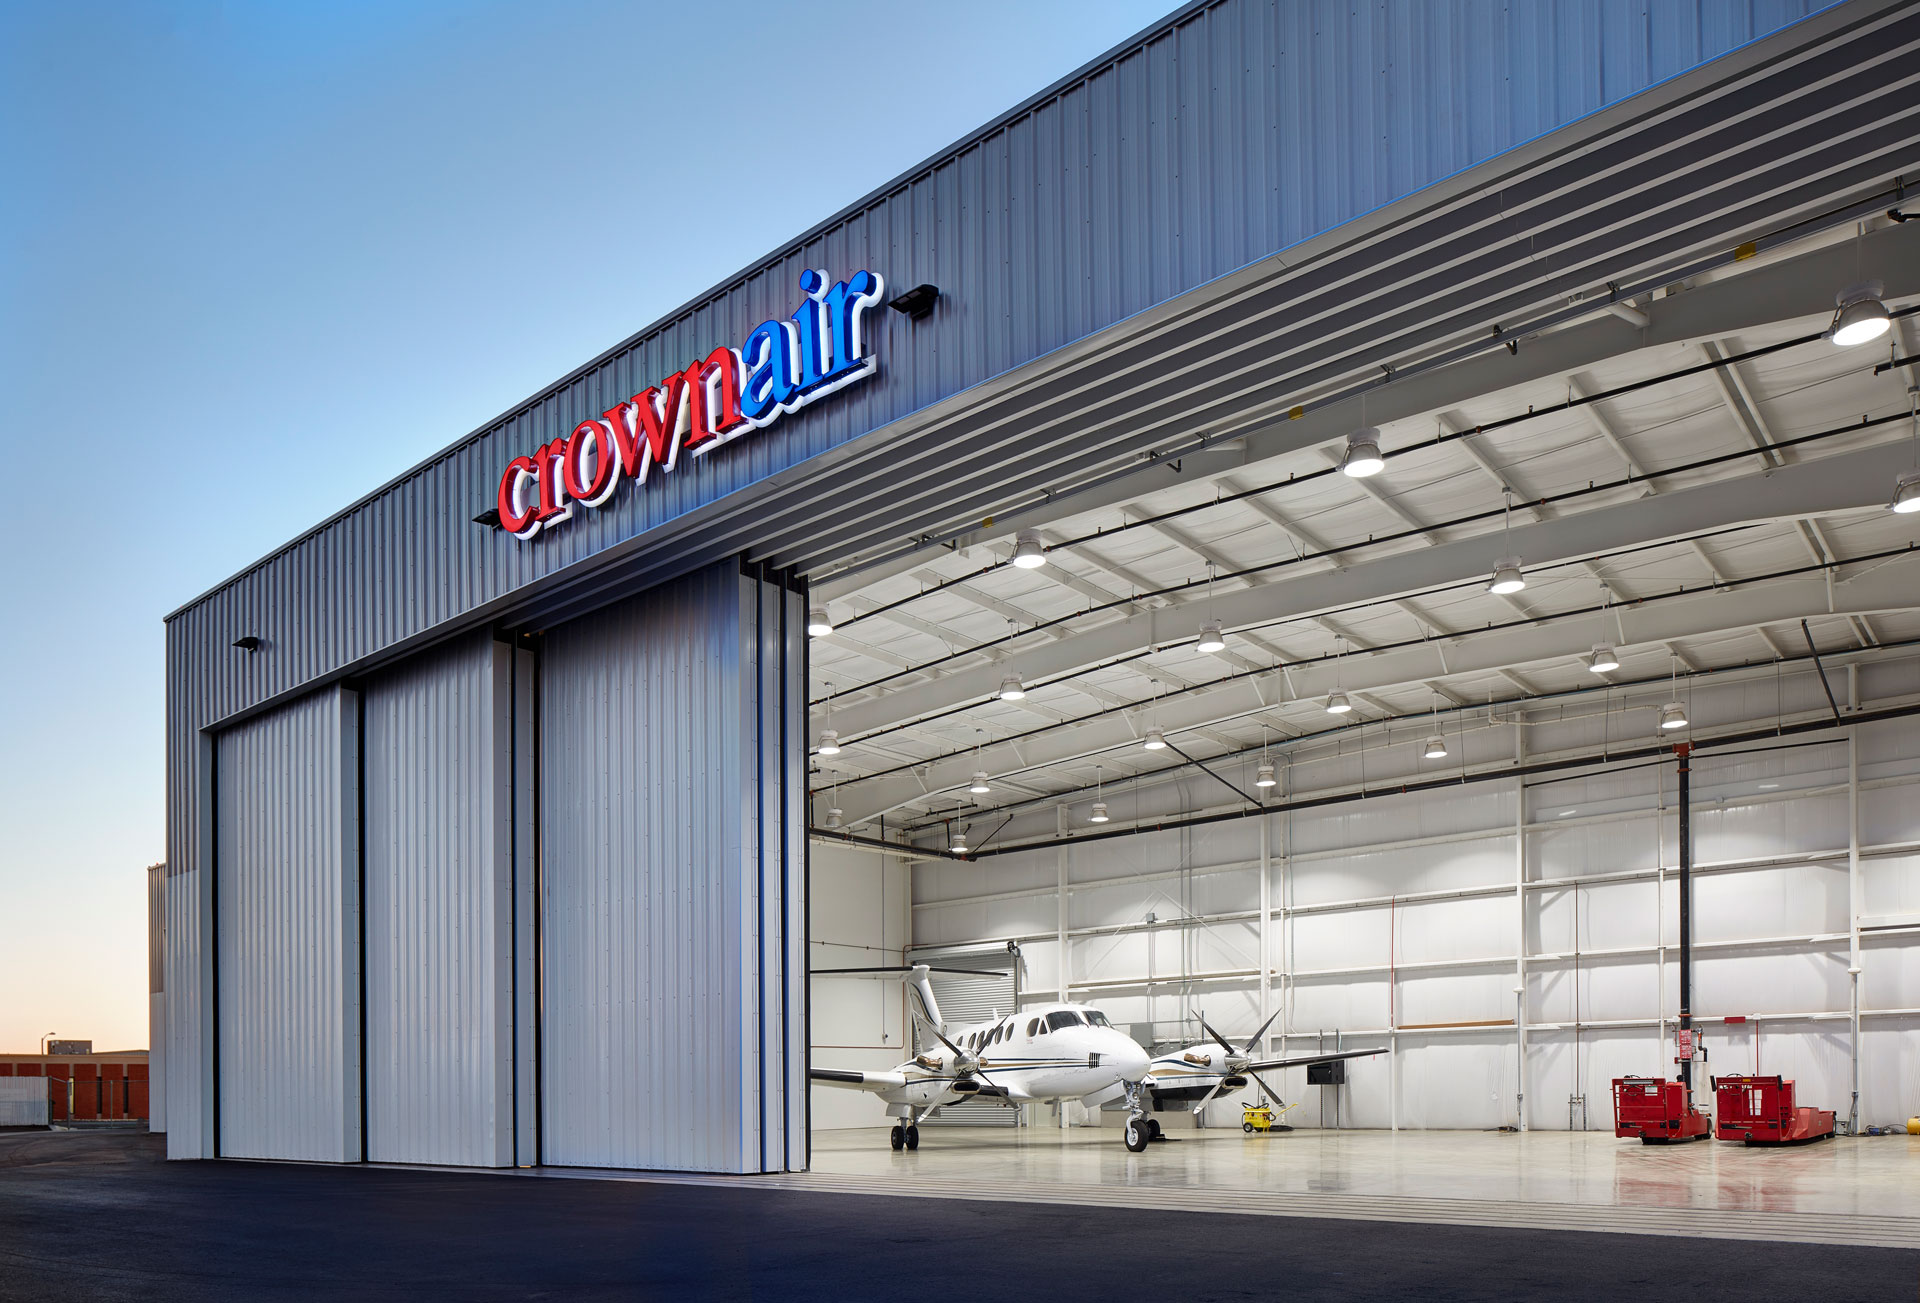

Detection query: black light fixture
xmin=232 ymin=636 xmax=262 ymax=652
xmin=473 ymin=508 xmax=501 ymax=528
xmin=888 ymin=283 xmax=939 ymax=320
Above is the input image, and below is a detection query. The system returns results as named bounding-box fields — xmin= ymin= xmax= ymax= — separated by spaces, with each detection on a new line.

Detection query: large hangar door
xmin=214 ymin=688 xmax=360 ymax=1162
xmin=539 ymin=560 xmax=805 ymax=1173
xmin=361 ymin=634 xmax=516 ymax=1167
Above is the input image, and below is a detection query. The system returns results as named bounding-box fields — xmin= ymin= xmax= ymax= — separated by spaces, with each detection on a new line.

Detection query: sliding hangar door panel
xmin=539 ymin=561 xmax=804 ymax=1174
xmin=215 ymin=688 xmax=360 ymax=1163
xmin=362 ymin=635 xmax=516 ymax=1168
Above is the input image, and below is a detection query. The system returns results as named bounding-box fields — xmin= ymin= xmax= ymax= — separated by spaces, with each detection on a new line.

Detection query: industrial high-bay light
xmin=807 ymin=607 xmax=833 ymax=637
xmin=1829 ymin=281 xmax=1891 ymax=347
xmin=1325 ymin=690 xmax=1352 ymax=715
xmin=1143 ymin=727 xmax=1168 ymax=750
xmin=1089 ymin=765 xmax=1109 ymax=823
xmin=998 ymin=673 xmax=1026 ymax=701
xmin=1485 ymin=490 xmax=1526 ymax=595
xmin=1659 ymin=656 xmax=1689 ymax=731
xmin=969 ymin=771 xmax=991 ymax=795
xmin=1011 ymin=530 xmax=1047 ymax=569
xmin=1589 ymin=645 xmax=1621 ymax=674
xmin=1892 ymin=396 xmax=1920 ymax=513
xmin=1254 ymin=725 xmax=1276 ymax=788
xmin=1422 ymin=696 xmax=1447 ymax=759
xmin=1196 ymin=620 xmax=1226 ymax=654
xmin=815 ymin=728 xmax=841 ymax=755
xmin=1340 ymin=426 xmax=1385 ymax=478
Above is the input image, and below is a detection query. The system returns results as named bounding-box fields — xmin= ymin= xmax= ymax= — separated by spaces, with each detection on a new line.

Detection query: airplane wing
xmin=808 ymin=1068 xmax=909 ymax=1092
xmin=1244 ymin=1047 xmax=1386 ymax=1071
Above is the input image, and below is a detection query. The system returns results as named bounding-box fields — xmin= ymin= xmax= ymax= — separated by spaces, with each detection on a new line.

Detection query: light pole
xmin=40 ymin=1033 xmax=56 ymax=1056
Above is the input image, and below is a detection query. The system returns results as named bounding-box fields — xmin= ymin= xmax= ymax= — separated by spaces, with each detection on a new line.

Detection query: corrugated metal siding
xmin=362 ymin=634 xmax=514 ymax=1167
xmin=538 ymin=561 xmax=802 ymax=1172
xmin=161 ymin=0 xmax=1839 ymax=736
xmin=214 ymin=688 xmax=361 ymax=1162
xmin=148 ymin=864 xmax=168 ymax=1134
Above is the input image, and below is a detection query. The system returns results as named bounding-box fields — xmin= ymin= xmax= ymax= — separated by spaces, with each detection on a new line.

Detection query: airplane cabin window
xmin=1047 ymin=1010 xmax=1083 ymax=1031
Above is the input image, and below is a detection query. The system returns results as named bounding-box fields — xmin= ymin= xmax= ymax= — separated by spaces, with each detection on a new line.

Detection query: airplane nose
xmin=1108 ymin=1032 xmax=1150 ymax=1080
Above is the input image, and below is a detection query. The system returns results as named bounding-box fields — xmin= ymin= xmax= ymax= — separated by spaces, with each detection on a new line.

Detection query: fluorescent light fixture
xmin=1011 ymin=529 xmax=1046 ymax=569
xmin=998 ymin=673 xmax=1026 ymax=701
xmin=1830 ymin=282 xmax=1891 ymax=347
xmin=1197 ymin=621 xmax=1226 ymax=654
xmin=806 ymin=607 xmax=833 ymax=637
xmin=1340 ymin=427 xmax=1384 ymax=478
xmin=1423 ymin=734 xmax=1448 ymax=759
xmin=1487 ymin=556 xmax=1526 ymax=595
xmin=1588 ymin=644 xmax=1620 ymax=674
xmin=1659 ymin=702 xmax=1689 ymax=731
xmin=1255 ymin=762 xmax=1277 ymax=788
xmin=1089 ymin=802 xmax=1109 ymax=824
xmin=969 ymin=771 xmax=991 ymax=794
xmin=1143 ymin=728 xmax=1167 ymax=750
xmin=1325 ymin=690 xmax=1352 ymax=715
xmin=816 ymin=729 xmax=841 ymax=755
xmin=1891 ymin=469 xmax=1920 ymax=514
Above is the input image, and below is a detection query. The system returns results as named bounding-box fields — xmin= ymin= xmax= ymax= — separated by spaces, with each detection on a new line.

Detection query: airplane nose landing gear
xmin=1124 ymin=1117 xmax=1149 ymax=1152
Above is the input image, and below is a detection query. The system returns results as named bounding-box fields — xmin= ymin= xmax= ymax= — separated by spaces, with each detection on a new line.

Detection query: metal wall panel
xmin=215 ymin=688 xmax=361 ymax=1162
xmin=538 ymin=561 xmax=802 ymax=1172
xmin=159 ymin=0 xmax=1863 ymax=741
xmin=147 ymin=863 xmax=167 ymax=1134
xmin=361 ymin=634 xmax=514 ymax=1167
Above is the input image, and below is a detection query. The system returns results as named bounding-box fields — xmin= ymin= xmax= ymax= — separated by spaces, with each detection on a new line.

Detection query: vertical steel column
xmin=1258 ymin=817 xmax=1272 ymax=1050
xmin=1513 ymin=714 xmax=1528 ymax=1132
xmin=1676 ymin=741 xmax=1693 ymax=1091
xmin=1847 ymin=730 xmax=1862 ymax=1134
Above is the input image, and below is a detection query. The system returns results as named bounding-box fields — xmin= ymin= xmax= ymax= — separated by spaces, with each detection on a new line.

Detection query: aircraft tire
xmin=905 ymin=1125 xmax=919 ymax=1151
xmin=1124 ymin=1118 xmax=1149 ymax=1153
xmin=1146 ymin=1118 xmax=1162 ymax=1141
xmin=889 ymin=1124 xmax=905 ymax=1151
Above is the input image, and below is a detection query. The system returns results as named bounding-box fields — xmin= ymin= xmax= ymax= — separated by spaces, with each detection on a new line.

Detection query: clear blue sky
xmin=0 ymin=0 xmax=1178 ymax=1052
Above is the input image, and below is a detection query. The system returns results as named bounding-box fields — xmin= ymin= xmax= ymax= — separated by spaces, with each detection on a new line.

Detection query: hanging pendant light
xmin=998 ymin=673 xmax=1025 ymax=701
xmin=1486 ymin=490 xmax=1525 ymax=594
xmin=1340 ymin=426 xmax=1385 ymax=478
xmin=1255 ymin=762 xmax=1276 ymax=788
xmin=1011 ymin=529 xmax=1047 ymax=569
xmin=969 ymin=771 xmax=991 ymax=794
xmin=823 ymin=807 xmax=843 ymax=830
xmin=1659 ymin=655 xmax=1688 ymax=730
xmin=1588 ymin=644 xmax=1620 ymax=674
xmin=1325 ymin=690 xmax=1352 ymax=715
xmin=1143 ymin=727 xmax=1167 ymax=750
xmin=1829 ymin=281 xmax=1891 ymax=347
xmin=1423 ymin=734 xmax=1448 ymax=759
xmin=806 ymin=607 xmax=833 ymax=637
xmin=949 ymin=826 xmax=968 ymax=855
xmin=1197 ymin=620 xmax=1226 ymax=654
xmin=1089 ymin=764 xmax=1109 ymax=822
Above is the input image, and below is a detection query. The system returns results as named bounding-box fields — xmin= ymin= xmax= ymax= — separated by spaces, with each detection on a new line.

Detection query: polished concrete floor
xmin=6 ymin=1132 xmax=1917 ymax=1301
xmin=798 ymin=1123 xmax=1920 ymax=1245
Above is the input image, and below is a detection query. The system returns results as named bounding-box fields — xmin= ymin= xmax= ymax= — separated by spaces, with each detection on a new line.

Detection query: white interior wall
xmin=908 ymin=659 xmax=1920 ymax=1130
xmin=808 ymin=842 xmax=911 ymax=1130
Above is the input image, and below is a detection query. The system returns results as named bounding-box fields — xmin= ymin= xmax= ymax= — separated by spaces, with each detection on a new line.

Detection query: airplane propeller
xmin=1195 ymin=1009 xmax=1282 ymax=1070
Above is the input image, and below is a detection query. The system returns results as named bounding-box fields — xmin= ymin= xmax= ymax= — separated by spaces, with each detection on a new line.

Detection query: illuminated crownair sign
xmin=494 ymin=269 xmax=886 ymax=539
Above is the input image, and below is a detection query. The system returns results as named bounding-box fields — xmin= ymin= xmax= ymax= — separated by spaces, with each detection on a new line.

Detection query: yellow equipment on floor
xmin=1242 ymin=1100 xmax=1298 ymax=1133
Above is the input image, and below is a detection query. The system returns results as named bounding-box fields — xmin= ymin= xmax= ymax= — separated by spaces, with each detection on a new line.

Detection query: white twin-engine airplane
xmin=810 ymin=965 xmax=1382 ymax=1153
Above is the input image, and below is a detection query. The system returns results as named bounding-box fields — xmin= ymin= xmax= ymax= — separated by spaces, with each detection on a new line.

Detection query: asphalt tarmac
xmin=0 ymin=1132 xmax=1914 ymax=1301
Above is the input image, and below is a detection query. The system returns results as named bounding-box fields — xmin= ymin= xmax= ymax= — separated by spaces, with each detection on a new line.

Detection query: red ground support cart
xmin=1712 ymin=1076 xmax=1835 ymax=1144
xmin=1612 ymin=1077 xmax=1711 ymax=1143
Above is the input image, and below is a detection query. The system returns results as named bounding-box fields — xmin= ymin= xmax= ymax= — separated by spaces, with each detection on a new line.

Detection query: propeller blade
xmin=1195 ymin=1012 xmax=1236 ymax=1056
xmin=1244 ymin=1047 xmax=1386 ymax=1072
xmin=1240 ymin=1009 xmax=1283 ymax=1057
xmin=1246 ymin=1068 xmax=1285 ymax=1108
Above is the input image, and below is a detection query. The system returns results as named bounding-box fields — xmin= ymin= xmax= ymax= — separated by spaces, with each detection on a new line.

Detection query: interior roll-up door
xmin=907 ymin=943 xmax=1020 ymax=1128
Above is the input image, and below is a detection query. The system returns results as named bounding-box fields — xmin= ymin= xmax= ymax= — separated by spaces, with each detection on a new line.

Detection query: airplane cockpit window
xmin=1084 ymin=1010 xmax=1112 ymax=1027
xmin=1046 ymin=1010 xmax=1083 ymax=1031
xmin=1026 ymin=1018 xmax=1040 ymax=1037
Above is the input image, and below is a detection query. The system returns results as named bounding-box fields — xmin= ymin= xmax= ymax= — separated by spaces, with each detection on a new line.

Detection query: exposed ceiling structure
xmin=807 ymin=218 xmax=1920 ymax=845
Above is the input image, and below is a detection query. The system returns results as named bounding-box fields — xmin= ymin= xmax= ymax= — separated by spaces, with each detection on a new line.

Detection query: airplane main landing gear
xmin=1145 ymin=1117 xmax=1162 ymax=1142
xmin=890 ymin=1122 xmax=921 ymax=1151
xmin=905 ymin=1124 xmax=920 ymax=1150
